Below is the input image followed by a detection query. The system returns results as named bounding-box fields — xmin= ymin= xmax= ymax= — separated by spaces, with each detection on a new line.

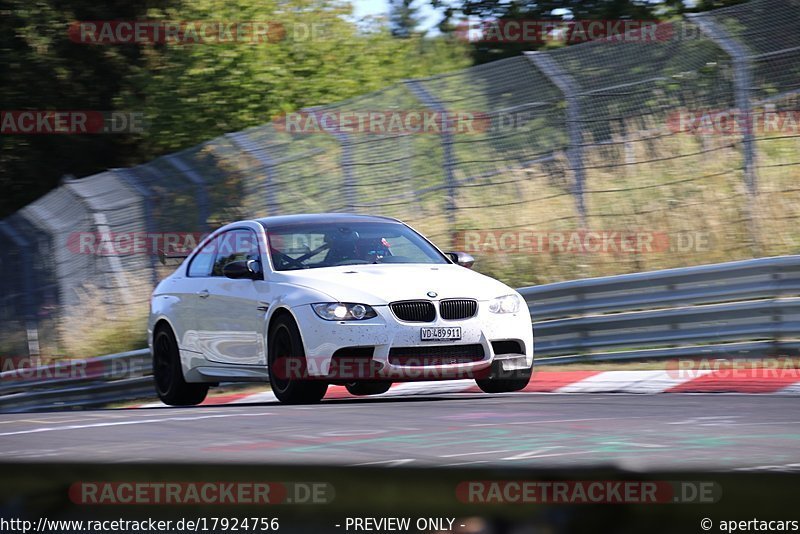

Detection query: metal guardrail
xmin=3 ymin=255 xmax=800 ymax=412
xmin=0 ymin=349 xmax=151 ymax=413
xmin=521 ymin=255 xmax=800 ymax=364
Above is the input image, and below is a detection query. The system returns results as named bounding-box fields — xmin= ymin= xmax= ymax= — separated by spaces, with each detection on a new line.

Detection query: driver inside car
xmin=355 ymin=237 xmax=392 ymax=263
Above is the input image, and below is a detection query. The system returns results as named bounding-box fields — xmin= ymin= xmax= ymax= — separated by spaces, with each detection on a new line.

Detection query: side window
xmin=187 ymin=236 xmax=218 ymax=277
xmin=212 ymin=229 xmax=261 ymax=277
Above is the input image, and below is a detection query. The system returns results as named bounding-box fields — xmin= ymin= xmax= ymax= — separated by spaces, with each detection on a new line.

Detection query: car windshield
xmin=265 ymin=221 xmax=449 ymax=271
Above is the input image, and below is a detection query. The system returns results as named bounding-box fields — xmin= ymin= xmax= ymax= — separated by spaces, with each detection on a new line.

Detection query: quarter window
xmin=187 ymin=236 xmax=218 ymax=277
xmin=212 ymin=229 xmax=261 ymax=278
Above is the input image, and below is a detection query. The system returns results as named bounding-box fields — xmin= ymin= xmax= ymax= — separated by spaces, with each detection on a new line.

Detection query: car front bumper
xmin=289 ymin=302 xmax=534 ymax=381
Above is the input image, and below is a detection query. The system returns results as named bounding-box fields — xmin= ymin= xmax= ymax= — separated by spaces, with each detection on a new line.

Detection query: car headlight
xmin=312 ymin=302 xmax=378 ymax=321
xmin=489 ymin=294 xmax=521 ymax=314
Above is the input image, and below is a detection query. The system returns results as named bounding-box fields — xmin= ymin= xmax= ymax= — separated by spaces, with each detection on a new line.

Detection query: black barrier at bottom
xmin=0 ymin=463 xmax=797 ymax=534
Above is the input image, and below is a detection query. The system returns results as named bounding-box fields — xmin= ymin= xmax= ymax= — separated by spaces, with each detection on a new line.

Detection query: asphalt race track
xmin=1 ymin=393 xmax=799 ymax=471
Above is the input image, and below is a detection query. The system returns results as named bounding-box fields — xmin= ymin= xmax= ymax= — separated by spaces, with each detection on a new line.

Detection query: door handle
xmin=197 ymin=289 xmax=210 ymax=299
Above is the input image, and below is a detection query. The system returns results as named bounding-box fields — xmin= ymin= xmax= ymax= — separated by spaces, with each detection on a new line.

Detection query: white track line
xmin=0 ymin=412 xmax=273 ymax=437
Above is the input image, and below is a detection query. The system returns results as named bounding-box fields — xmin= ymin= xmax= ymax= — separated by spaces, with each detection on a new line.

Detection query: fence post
xmin=0 ymin=220 xmax=39 ymax=357
xmin=687 ymin=14 xmax=760 ymax=255
xmin=163 ymin=154 xmax=210 ymax=231
xmin=525 ymin=52 xmax=588 ymax=228
xmin=403 ymin=80 xmax=458 ymax=244
xmin=297 ymin=105 xmax=357 ymax=213
xmin=226 ymin=131 xmax=280 ymax=215
xmin=331 ymin=131 xmax=357 ymax=213
xmin=108 ymin=169 xmax=159 ymax=290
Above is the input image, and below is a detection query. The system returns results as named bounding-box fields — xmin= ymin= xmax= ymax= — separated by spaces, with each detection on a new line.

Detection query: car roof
xmin=254 ymin=213 xmax=401 ymax=229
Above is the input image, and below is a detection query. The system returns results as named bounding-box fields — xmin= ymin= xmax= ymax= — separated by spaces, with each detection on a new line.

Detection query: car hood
xmin=276 ymin=264 xmax=515 ymax=305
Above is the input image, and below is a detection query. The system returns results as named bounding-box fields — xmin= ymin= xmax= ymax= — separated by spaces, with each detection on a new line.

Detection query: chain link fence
xmin=2 ymin=0 xmax=799 ymax=358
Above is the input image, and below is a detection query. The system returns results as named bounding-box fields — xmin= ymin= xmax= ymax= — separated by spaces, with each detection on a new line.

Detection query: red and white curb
xmin=133 ymin=368 xmax=800 ymax=407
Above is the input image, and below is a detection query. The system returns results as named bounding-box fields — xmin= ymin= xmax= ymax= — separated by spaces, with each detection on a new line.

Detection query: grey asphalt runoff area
xmin=0 ymin=393 xmax=798 ymax=471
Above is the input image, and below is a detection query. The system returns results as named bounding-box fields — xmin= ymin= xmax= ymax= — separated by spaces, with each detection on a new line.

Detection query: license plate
xmin=420 ymin=326 xmax=462 ymax=341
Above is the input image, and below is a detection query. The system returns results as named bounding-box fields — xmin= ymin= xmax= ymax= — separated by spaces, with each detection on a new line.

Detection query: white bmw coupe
xmin=148 ymin=214 xmax=534 ymax=405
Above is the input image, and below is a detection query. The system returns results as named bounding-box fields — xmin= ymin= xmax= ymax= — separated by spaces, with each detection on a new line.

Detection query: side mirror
xmin=222 ymin=259 xmax=262 ymax=280
xmin=446 ymin=251 xmax=475 ymax=269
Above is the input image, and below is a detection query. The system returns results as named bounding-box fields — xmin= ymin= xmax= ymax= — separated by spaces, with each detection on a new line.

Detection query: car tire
xmin=153 ymin=326 xmax=209 ymax=406
xmin=268 ymin=314 xmax=328 ymax=404
xmin=345 ymin=381 xmax=392 ymax=396
xmin=475 ymin=361 xmax=532 ymax=394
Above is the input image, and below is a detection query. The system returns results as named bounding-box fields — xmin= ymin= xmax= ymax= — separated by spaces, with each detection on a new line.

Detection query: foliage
xmin=389 ymin=0 xmax=423 ymax=37
xmin=0 ymin=0 xmax=471 ymax=216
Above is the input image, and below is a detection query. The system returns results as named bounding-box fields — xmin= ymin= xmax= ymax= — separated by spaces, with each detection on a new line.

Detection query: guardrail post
xmin=687 ymin=14 xmax=760 ymax=255
xmin=525 ymin=51 xmax=588 ymax=228
xmin=226 ymin=132 xmax=280 ymax=216
xmin=331 ymin=131 xmax=357 ymax=213
xmin=403 ymin=80 xmax=459 ymax=245
xmin=163 ymin=154 xmax=210 ymax=231
xmin=0 ymin=220 xmax=39 ymax=357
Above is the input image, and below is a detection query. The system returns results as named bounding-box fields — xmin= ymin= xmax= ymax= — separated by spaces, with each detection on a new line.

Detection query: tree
xmin=0 ymin=0 xmax=471 ymax=216
xmin=129 ymin=0 xmax=471 ymax=156
xmin=431 ymin=0 xmax=675 ymax=64
xmin=390 ymin=0 xmax=422 ymax=37
xmin=0 ymin=0 xmax=177 ymax=217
